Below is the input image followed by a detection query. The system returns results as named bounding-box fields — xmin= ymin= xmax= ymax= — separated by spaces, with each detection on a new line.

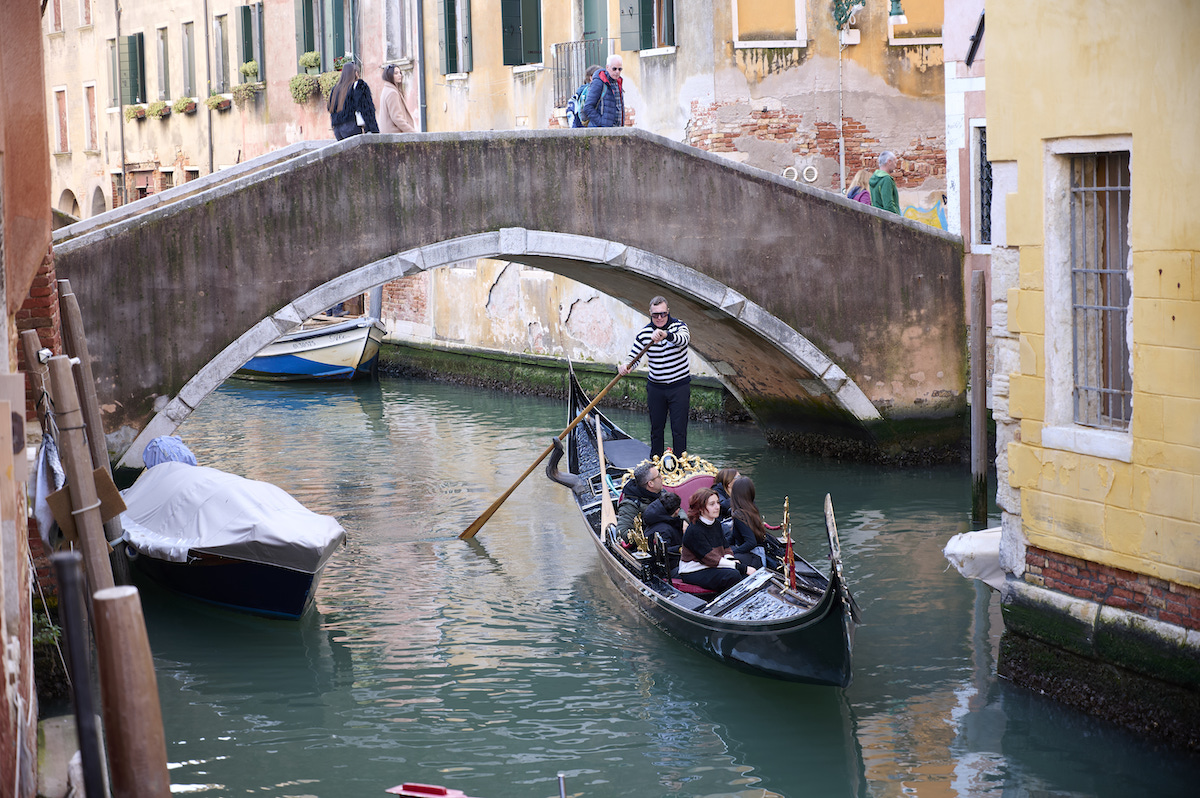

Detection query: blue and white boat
xmin=235 ymin=315 xmax=386 ymax=381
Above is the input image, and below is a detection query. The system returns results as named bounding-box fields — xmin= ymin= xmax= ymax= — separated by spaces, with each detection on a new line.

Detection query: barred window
xmin=1070 ymin=152 xmax=1131 ymax=430
xmin=977 ymin=127 xmax=992 ymax=245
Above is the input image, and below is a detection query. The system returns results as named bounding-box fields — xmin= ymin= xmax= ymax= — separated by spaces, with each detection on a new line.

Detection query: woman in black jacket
xmin=328 ymin=61 xmax=379 ymax=140
xmin=679 ymin=489 xmax=753 ymax=593
xmin=729 ymin=476 xmax=781 ymax=570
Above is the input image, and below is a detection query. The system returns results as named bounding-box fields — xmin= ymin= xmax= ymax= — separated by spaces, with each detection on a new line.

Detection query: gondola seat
xmin=664 ymin=474 xmax=716 ymax=509
xmin=671 ymin=578 xmax=718 ymax=597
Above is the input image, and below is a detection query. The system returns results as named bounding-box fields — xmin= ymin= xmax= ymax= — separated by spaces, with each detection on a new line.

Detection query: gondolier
xmin=618 ymin=296 xmax=691 ymax=458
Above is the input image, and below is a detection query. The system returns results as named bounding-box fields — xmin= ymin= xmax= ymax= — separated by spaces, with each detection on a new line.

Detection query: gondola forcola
xmin=546 ymin=365 xmax=861 ymax=686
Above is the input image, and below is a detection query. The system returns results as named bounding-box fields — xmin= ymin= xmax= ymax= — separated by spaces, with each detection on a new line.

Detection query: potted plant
xmin=318 ymin=70 xmax=340 ymax=101
xmin=205 ymin=93 xmax=231 ymax=112
xmin=147 ymin=100 xmax=171 ymax=119
xmin=299 ymin=51 xmax=321 ymax=75
xmin=333 ymin=54 xmax=354 ymax=71
xmin=239 ymin=60 xmax=259 ymax=81
xmin=173 ymin=96 xmax=197 ymax=115
xmin=123 ymin=104 xmax=147 ymax=121
xmin=289 ymin=73 xmax=319 ymax=104
xmin=232 ymin=81 xmax=264 ymax=107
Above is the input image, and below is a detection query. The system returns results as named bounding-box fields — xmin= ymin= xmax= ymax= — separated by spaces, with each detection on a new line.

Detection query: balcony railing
xmin=551 ymin=39 xmax=608 ymax=107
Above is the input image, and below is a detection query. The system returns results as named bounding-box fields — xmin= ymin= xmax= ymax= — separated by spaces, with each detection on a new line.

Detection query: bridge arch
xmin=53 ymin=130 xmax=965 ymax=468
xmin=119 ymin=229 xmax=881 ymax=468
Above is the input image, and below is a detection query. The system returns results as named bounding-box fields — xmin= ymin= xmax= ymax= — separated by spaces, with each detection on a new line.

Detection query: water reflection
xmin=149 ymin=378 xmax=1200 ymax=798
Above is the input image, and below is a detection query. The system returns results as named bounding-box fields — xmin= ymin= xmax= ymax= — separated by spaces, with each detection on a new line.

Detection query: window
xmin=888 ymin=0 xmax=943 ymax=45
xmin=298 ymin=0 xmax=318 ymax=63
xmin=384 ymin=0 xmax=414 ymax=62
xmin=329 ymin=0 xmax=358 ymax=66
xmin=184 ymin=167 xmax=201 ymax=182
xmin=238 ymin=4 xmax=265 ymax=81
xmin=161 ymin=169 xmax=176 ymax=190
xmin=501 ymin=0 xmax=541 ymax=66
xmin=733 ymin=0 xmax=807 ymax=48
xmin=110 ymin=33 xmax=147 ymax=105
xmin=81 ymin=0 xmax=92 ymax=26
xmin=1070 ymin=152 xmax=1131 ymax=431
xmin=437 ymin=0 xmax=472 ymax=74
xmin=974 ymin=125 xmax=992 ymax=247
xmin=214 ymin=15 xmax=230 ymax=92
xmin=621 ymin=0 xmax=674 ymax=51
xmin=54 ymin=89 xmax=69 ymax=153
xmin=156 ymin=28 xmax=170 ymax=100
xmin=182 ymin=22 xmax=196 ymax=97
xmin=51 ymin=0 xmax=63 ymax=32
xmin=84 ymin=83 xmax=98 ymax=150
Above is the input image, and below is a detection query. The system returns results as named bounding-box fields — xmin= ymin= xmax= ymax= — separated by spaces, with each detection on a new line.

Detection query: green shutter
xmin=120 ymin=33 xmax=145 ymax=103
xmin=437 ymin=0 xmax=454 ymax=74
xmin=639 ymin=0 xmax=653 ymax=50
xmin=521 ymin=0 xmax=541 ymax=64
xmin=331 ymin=0 xmax=345 ymax=61
xmin=619 ymin=1 xmax=640 ymax=51
xmin=501 ymin=0 xmax=521 ymax=66
xmin=460 ymin=0 xmax=472 ymax=73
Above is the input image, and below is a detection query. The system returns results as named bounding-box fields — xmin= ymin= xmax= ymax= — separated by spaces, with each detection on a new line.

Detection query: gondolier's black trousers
xmin=647 ymin=377 xmax=690 ymax=458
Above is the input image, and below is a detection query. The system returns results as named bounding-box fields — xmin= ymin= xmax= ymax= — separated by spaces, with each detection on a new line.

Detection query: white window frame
xmin=1041 ymin=134 xmax=1133 ymax=463
xmin=156 ymin=26 xmax=171 ymax=101
xmin=732 ymin=0 xmax=808 ymax=49
xmin=52 ymin=86 xmax=70 ymax=154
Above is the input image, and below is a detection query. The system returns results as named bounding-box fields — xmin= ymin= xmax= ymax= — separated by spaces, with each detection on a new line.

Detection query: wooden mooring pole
xmin=93 ymin=585 xmax=172 ymax=797
xmin=970 ymin=270 xmax=988 ymax=527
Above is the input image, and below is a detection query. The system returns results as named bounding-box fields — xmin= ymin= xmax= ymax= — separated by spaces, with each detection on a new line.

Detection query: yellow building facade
xmin=988 ymin=0 xmax=1200 ymax=744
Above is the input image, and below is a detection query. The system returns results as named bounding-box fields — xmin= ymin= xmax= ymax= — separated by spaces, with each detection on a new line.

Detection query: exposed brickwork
xmin=1025 ymin=546 xmax=1200 ymax=632
xmin=16 ymin=245 xmax=62 ymax=421
xmin=684 ymin=99 xmax=944 ymax=192
xmin=382 ymin=274 xmax=428 ymax=323
xmin=28 ymin=517 xmax=55 ymax=599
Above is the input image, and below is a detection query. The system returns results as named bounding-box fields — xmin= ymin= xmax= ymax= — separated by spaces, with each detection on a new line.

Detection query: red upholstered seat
xmin=664 ymin=474 xmax=715 ymax=509
xmin=671 ymin=578 xmax=717 ymax=596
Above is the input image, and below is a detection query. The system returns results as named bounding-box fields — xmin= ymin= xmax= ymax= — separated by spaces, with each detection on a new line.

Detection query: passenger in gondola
xmin=729 ymin=476 xmax=784 ymax=571
xmin=679 ymin=488 xmax=755 ymax=593
xmin=713 ymin=468 xmax=738 ymax=521
xmin=642 ymin=491 xmax=684 ymax=574
xmin=615 ymin=462 xmax=662 ymax=546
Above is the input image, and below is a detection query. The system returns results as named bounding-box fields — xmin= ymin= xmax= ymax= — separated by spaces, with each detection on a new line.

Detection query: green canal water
xmin=141 ymin=377 xmax=1199 ymax=797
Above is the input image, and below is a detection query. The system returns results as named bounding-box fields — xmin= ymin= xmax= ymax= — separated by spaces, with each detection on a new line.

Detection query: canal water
xmin=144 ymin=378 xmax=1199 ymax=797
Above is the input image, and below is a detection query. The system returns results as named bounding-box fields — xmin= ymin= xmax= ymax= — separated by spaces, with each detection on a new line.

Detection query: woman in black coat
xmin=642 ymin=492 xmax=683 ymax=575
xmin=328 ymin=61 xmax=379 ymax=140
xmin=678 ymin=488 xmax=753 ymax=593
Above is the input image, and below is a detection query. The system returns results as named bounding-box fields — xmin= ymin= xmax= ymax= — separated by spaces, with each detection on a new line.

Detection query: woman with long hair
xmin=712 ymin=468 xmax=738 ymax=521
xmin=378 ymin=64 xmax=416 ymax=133
xmin=678 ymin=488 xmax=753 ymax=593
xmin=729 ymin=476 xmax=780 ymax=570
xmin=328 ymin=60 xmax=379 ymax=140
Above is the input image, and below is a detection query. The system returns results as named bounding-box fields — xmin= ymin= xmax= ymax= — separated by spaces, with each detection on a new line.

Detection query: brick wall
xmin=1026 ymin=546 xmax=1200 ymax=632
xmin=382 ymin=274 xmax=428 ymax=324
xmin=15 ymin=245 xmax=62 ymax=420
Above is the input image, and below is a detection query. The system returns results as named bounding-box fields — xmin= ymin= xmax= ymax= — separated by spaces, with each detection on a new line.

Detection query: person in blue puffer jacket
xmin=582 ymin=54 xmax=625 ymax=128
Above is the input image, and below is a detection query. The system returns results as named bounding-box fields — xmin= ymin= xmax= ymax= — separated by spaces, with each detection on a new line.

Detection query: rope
xmin=28 ymin=549 xmax=70 ymax=689
xmin=69 ymin=499 xmax=102 ymax=516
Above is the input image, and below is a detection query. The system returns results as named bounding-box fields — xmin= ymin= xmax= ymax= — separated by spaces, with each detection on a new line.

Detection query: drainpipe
xmin=203 ymin=0 xmax=213 ymax=173
xmin=415 ymin=0 xmax=427 ymax=131
xmin=114 ymin=0 xmax=127 ymax=205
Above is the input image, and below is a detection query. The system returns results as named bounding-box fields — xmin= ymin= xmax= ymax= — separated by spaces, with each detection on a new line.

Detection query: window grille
xmin=1070 ymin=151 xmax=1131 ymax=430
xmin=977 ymin=128 xmax=992 ymax=245
xmin=551 ymin=38 xmax=607 ymax=106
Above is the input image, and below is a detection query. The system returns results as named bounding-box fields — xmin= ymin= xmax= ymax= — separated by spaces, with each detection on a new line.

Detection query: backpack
xmin=567 ymin=82 xmax=589 ymax=128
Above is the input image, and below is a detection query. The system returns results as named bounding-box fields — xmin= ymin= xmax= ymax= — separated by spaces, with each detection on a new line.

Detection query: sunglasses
xmin=651 ymin=312 xmax=668 ymax=318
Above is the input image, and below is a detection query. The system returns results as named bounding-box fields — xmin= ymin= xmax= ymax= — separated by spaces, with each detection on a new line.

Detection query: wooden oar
xmin=596 ymin=416 xmax=617 ymax=532
xmin=459 ymin=341 xmax=653 ymax=540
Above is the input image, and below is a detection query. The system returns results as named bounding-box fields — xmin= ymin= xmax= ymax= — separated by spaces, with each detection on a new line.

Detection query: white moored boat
xmin=235 ymin=315 xmax=385 ymax=381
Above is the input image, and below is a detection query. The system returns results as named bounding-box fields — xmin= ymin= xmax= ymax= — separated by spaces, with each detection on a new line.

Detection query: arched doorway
xmin=90 ymin=185 xmax=108 ymax=217
xmin=58 ymin=189 xmax=80 ymax=218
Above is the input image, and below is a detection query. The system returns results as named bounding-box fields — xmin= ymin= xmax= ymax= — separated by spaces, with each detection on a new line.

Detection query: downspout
xmin=415 ymin=0 xmax=427 ymax=131
xmin=203 ymin=0 xmax=213 ymax=173
xmin=114 ymin=0 xmax=127 ymax=204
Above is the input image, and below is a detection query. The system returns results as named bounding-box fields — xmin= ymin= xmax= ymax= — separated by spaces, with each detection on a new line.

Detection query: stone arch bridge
xmin=51 ymin=129 xmax=964 ymax=472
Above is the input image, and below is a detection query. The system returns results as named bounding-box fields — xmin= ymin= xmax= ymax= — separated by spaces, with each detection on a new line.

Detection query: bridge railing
xmin=551 ymin=39 xmax=608 ymax=106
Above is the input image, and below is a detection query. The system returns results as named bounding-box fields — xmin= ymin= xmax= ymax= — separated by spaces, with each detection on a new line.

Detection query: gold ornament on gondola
xmin=618 ymin=451 xmax=718 ymax=491
xmin=629 ymin=515 xmax=649 ymax=554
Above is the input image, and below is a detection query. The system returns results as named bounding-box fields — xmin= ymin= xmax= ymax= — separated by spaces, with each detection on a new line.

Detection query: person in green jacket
xmin=869 ymin=151 xmax=901 ymax=214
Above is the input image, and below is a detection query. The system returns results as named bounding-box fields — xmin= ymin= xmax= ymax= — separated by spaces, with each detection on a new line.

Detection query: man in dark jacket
xmin=615 ymin=462 xmax=661 ymax=545
xmin=582 ymin=54 xmax=625 ymax=128
xmin=869 ymin=151 xmax=901 ymax=214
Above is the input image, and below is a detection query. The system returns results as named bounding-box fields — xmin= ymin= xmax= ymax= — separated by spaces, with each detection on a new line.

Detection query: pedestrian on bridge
xmin=329 ymin=60 xmax=379 ymax=140
xmin=870 ymin=151 xmax=901 ymax=214
xmin=379 ymin=64 xmax=417 ymax=134
xmin=582 ymin=54 xmax=626 ymax=128
xmin=618 ymin=296 xmax=691 ymax=458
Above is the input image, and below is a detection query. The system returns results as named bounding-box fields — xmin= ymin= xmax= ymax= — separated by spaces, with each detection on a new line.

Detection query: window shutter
xmin=639 ymin=0 xmax=653 ymax=50
xmin=501 ymin=0 xmax=522 ymax=66
xmin=120 ymin=33 xmax=145 ymax=103
xmin=521 ymin=0 xmax=541 ymax=64
xmin=437 ymin=0 xmax=452 ymax=74
xmin=459 ymin=1 xmax=472 ymax=73
xmin=620 ymin=1 xmax=641 ymax=51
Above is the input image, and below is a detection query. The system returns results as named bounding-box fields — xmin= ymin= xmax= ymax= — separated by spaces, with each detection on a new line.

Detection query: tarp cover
xmin=943 ymin=528 xmax=1004 ymax=591
xmin=121 ymin=462 xmax=346 ymax=574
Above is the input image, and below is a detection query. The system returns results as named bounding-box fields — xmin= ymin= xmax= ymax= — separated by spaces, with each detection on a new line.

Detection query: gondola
xmin=546 ymin=365 xmax=859 ymax=686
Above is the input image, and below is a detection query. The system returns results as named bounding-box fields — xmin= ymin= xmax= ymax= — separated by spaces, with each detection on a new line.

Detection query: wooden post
xmin=971 ymin=270 xmax=988 ymax=527
xmin=47 ymin=356 xmax=115 ymax=593
xmin=59 ymin=281 xmax=132 ymax=584
xmin=20 ymin=328 xmax=52 ymax=428
xmin=93 ymin=585 xmax=172 ymax=797
xmin=52 ymin=552 xmax=108 ymax=798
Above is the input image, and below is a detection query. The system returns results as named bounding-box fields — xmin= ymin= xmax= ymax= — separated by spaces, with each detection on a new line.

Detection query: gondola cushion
xmin=671 ymin=578 xmax=717 ymax=596
xmin=664 ymin=474 xmax=716 ymax=509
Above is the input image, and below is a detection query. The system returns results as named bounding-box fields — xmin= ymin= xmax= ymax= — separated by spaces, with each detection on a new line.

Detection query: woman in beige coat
xmin=379 ymin=64 xmax=417 ymax=133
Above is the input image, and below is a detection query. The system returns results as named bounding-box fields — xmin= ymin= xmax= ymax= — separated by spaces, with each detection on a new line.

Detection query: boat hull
xmin=130 ymin=551 xmax=325 ymax=620
xmin=554 ymin=366 xmax=857 ymax=685
xmin=235 ymin=317 xmax=384 ymax=381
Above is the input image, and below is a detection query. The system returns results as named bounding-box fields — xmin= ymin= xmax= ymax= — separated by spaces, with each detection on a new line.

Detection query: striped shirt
xmin=626 ymin=317 xmax=691 ymax=384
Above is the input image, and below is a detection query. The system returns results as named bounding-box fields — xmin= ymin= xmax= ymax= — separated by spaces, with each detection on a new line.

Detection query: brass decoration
xmin=629 ymin=515 xmax=649 ymax=554
xmin=618 ymin=451 xmax=719 ymax=492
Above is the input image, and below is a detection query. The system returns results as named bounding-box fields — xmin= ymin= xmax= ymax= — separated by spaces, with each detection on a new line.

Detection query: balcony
xmin=551 ymin=39 xmax=608 ymax=107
